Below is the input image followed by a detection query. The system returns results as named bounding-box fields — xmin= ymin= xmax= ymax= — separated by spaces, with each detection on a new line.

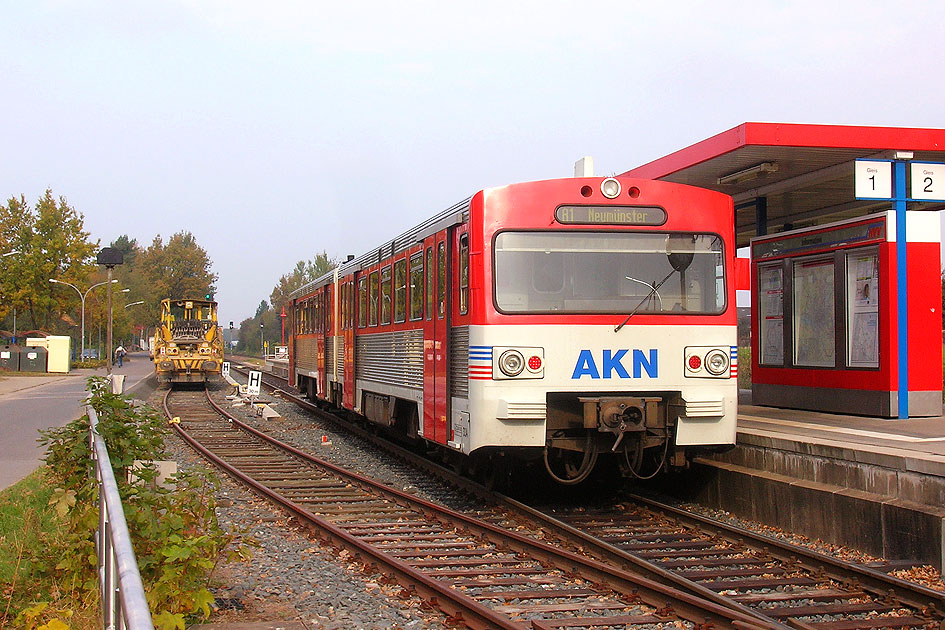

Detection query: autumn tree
xmin=268 ymin=251 xmax=337 ymax=313
xmin=134 ymin=231 xmax=218 ymax=327
xmin=0 ymin=191 xmax=98 ymax=333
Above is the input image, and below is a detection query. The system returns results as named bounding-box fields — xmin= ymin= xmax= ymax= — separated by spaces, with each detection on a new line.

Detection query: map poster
xmin=847 ymin=250 xmax=879 ymax=368
xmin=758 ymin=265 xmax=784 ymax=365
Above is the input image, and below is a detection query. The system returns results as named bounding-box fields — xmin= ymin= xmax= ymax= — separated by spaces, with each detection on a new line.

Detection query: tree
xmin=0 ymin=191 xmax=97 ymax=331
xmin=268 ymin=251 xmax=338 ymax=313
xmin=134 ymin=231 xmax=218 ymax=328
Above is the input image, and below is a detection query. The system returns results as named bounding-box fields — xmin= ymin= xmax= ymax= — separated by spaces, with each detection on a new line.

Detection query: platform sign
xmin=910 ymin=162 xmax=945 ymax=201
xmin=247 ymin=370 xmax=262 ymax=396
xmin=221 ymin=361 xmax=230 ymax=378
xmin=855 ymin=160 xmax=892 ymax=199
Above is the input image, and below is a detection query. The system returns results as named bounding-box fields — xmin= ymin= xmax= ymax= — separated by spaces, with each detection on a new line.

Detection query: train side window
xmin=325 ymin=290 xmax=332 ymax=332
xmin=409 ymin=252 xmax=424 ymax=321
xmin=437 ymin=241 xmax=446 ymax=319
xmin=350 ymin=282 xmax=356 ymax=329
xmin=458 ymin=233 xmax=469 ymax=315
xmin=393 ymin=259 xmax=407 ymax=323
xmin=426 ymin=247 xmax=434 ymax=320
xmin=380 ymin=265 xmax=392 ymax=325
xmin=369 ymin=270 xmax=379 ymax=326
xmin=358 ymin=277 xmax=367 ymax=328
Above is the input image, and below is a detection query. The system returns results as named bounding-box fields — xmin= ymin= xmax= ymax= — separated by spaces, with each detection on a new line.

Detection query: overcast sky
xmin=2 ymin=1 xmax=944 ymax=327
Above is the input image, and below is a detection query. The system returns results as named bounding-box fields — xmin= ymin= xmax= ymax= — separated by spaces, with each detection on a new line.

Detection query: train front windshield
xmin=494 ymin=231 xmax=725 ymax=314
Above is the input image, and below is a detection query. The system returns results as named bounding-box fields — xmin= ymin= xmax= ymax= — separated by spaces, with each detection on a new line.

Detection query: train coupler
xmin=578 ymin=396 xmax=663 ymax=451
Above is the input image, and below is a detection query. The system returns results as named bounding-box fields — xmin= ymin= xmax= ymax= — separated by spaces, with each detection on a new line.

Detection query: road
xmin=0 ymin=352 xmax=155 ymax=491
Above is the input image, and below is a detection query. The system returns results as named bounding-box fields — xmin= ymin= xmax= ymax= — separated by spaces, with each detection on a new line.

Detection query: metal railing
xmin=89 ymin=395 xmax=154 ymax=630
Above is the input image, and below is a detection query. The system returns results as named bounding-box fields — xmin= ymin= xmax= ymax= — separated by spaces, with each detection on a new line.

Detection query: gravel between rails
xmin=150 ymin=385 xmax=460 ymax=630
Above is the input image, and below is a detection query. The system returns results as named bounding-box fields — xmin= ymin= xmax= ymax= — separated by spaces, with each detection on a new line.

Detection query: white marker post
xmin=247 ymin=370 xmax=262 ymax=397
xmin=221 ymin=361 xmax=230 ymax=379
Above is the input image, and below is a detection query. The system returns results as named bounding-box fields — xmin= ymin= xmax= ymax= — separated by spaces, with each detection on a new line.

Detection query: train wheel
xmin=543 ymin=436 xmax=598 ymax=485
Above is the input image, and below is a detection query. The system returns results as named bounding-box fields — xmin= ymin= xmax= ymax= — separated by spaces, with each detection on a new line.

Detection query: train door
xmin=423 ymin=231 xmax=450 ymax=443
xmin=343 ymin=278 xmax=356 ymax=409
xmin=317 ymin=288 xmax=328 ymax=401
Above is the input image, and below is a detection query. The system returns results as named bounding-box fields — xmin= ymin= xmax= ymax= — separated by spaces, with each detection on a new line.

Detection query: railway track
xmin=226 ymin=363 xmax=945 ymax=630
xmin=164 ymin=385 xmax=769 ymax=630
xmin=534 ymin=499 xmax=945 ymax=630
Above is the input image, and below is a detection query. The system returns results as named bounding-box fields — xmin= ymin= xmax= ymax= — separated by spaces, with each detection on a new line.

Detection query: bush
xmin=0 ymin=376 xmax=251 ymax=630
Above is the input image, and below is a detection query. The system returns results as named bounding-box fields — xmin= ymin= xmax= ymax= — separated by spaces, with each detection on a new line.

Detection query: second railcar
xmin=289 ymin=177 xmax=737 ymax=484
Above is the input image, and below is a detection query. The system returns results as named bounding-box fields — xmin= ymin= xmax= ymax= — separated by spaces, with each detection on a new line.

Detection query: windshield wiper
xmin=614 ymin=268 xmax=676 ymax=333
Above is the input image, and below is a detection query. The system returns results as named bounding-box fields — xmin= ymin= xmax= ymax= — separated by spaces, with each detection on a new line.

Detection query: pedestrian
xmin=115 ymin=344 xmax=126 ymax=368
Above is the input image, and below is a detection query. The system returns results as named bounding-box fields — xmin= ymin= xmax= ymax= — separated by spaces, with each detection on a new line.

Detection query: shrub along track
xmin=163 ymin=386 xmax=769 ymax=630
xmin=228 ymin=364 xmax=945 ymax=630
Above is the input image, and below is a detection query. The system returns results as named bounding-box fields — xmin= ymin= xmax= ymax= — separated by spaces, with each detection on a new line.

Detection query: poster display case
xmin=750 ymin=212 xmax=942 ymax=417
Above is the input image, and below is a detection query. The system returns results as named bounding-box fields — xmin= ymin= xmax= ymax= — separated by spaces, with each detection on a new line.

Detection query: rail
xmin=89 ymin=382 xmax=154 ymax=630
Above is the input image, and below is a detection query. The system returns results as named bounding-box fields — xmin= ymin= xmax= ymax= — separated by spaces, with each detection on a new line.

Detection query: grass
xmin=0 ymin=468 xmax=96 ymax=628
xmin=0 ymin=469 xmax=55 ymax=585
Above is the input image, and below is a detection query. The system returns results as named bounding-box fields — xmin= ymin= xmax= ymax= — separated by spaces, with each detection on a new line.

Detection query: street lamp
xmin=49 ymin=278 xmax=118 ymax=361
xmin=124 ymin=300 xmax=144 ymax=309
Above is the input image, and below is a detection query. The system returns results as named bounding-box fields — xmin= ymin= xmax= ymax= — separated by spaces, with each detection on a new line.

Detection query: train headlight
xmin=704 ymin=349 xmax=729 ymax=376
xmin=498 ymin=349 xmax=525 ymax=377
xmin=600 ymin=178 xmax=621 ymax=199
xmin=684 ymin=345 xmax=732 ymax=379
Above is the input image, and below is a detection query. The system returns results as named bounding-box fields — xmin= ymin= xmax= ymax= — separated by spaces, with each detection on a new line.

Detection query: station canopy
xmin=620 ymin=122 xmax=945 ymax=248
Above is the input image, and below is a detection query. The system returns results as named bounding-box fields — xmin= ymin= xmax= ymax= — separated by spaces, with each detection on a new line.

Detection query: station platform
xmin=674 ymin=391 xmax=945 ymax=570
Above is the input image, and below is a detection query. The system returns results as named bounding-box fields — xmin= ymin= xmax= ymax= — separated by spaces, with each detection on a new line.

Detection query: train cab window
xmin=458 ymin=234 xmax=469 ymax=315
xmin=393 ymin=259 xmax=407 ymax=323
xmin=409 ymin=252 xmax=424 ymax=321
xmin=437 ymin=241 xmax=446 ymax=319
xmin=369 ymin=270 xmax=379 ymax=326
xmin=380 ymin=265 xmax=392 ymax=325
xmin=358 ymin=277 xmax=367 ymax=328
xmin=493 ymin=231 xmax=725 ymax=314
xmin=425 ymin=247 xmax=434 ymax=320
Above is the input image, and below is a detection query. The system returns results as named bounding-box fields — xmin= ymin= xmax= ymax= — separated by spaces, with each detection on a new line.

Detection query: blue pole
xmin=894 ymin=161 xmax=908 ymax=419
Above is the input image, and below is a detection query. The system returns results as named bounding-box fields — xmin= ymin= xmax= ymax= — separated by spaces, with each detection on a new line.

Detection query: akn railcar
xmin=289 ymin=177 xmax=737 ymax=484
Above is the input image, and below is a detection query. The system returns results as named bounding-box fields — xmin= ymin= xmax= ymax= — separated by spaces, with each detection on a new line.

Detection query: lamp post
xmin=49 ymin=278 xmax=118 ymax=361
xmin=124 ymin=300 xmax=144 ymax=309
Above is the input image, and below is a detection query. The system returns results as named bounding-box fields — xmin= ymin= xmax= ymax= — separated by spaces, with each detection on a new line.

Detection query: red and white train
xmin=288 ymin=176 xmax=737 ymax=484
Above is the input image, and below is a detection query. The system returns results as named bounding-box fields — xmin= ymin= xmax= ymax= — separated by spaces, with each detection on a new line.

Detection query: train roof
xmin=289 ymin=173 xmax=722 ymax=301
xmin=291 ymin=196 xmax=471 ymax=299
